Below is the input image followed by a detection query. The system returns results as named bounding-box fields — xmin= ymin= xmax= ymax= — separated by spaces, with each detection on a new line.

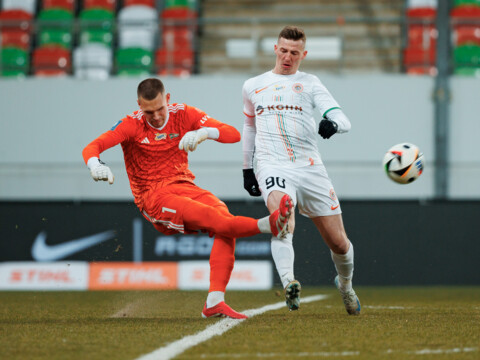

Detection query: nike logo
xmin=255 ymin=86 xmax=268 ymax=94
xmin=331 ymin=204 xmax=339 ymax=210
xmin=31 ymin=230 xmax=116 ymax=261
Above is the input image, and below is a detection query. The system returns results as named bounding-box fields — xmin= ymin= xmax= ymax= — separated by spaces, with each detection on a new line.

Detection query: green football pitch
xmin=0 ymin=287 xmax=478 ymax=360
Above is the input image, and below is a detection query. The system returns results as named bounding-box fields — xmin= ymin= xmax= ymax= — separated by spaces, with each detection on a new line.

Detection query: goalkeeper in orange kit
xmin=82 ymin=78 xmax=293 ymax=319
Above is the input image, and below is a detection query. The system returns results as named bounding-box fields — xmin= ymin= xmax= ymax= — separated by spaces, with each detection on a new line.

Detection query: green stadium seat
xmin=454 ymin=66 xmax=480 ymax=76
xmin=79 ymin=8 xmax=114 ymax=47
xmin=38 ymin=28 xmax=73 ymax=48
xmin=454 ymin=0 xmax=480 ymax=7
xmin=80 ymin=29 xmax=114 ymax=47
xmin=0 ymin=47 xmax=29 ymax=76
xmin=453 ymin=44 xmax=480 ymax=67
xmin=164 ymin=0 xmax=197 ymax=9
xmin=115 ymin=47 xmax=153 ymax=75
xmin=37 ymin=8 xmax=74 ymax=30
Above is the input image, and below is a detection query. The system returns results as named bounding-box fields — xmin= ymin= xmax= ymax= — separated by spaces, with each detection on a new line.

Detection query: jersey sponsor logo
xmin=274 ymin=85 xmax=286 ymax=91
xmin=111 ymin=120 xmax=122 ymax=131
xmin=141 ymin=137 xmax=150 ymax=144
xmin=169 ymin=133 xmax=179 ymax=139
xmin=292 ymin=83 xmax=304 ymax=93
xmin=255 ymin=86 xmax=268 ymax=94
xmin=31 ymin=230 xmax=116 ymax=261
xmin=155 ymin=133 xmax=167 ymax=141
xmin=255 ymin=104 xmax=303 ymax=115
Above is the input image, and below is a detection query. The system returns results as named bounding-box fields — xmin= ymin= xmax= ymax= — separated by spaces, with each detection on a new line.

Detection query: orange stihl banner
xmin=89 ymin=262 xmax=178 ymax=290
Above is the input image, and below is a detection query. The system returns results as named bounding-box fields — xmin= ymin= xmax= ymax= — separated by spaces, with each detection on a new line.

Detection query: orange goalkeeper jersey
xmin=82 ymin=103 xmax=241 ymax=209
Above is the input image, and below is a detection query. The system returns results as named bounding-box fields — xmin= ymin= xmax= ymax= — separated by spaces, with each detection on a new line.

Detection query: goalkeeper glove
xmin=87 ymin=157 xmax=114 ymax=184
xmin=179 ymin=128 xmax=209 ymax=152
xmin=243 ymin=169 xmax=261 ymax=197
xmin=318 ymin=119 xmax=338 ymax=139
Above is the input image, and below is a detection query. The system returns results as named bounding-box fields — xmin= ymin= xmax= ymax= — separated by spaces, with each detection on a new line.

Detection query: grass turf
xmin=0 ymin=287 xmax=478 ymax=360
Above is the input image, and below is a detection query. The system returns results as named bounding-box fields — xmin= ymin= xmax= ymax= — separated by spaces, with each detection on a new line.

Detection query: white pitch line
xmin=134 ymin=294 xmax=328 ymax=360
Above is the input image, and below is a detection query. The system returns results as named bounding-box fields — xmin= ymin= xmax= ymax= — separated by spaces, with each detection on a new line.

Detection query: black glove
xmin=318 ymin=119 xmax=338 ymax=139
xmin=243 ymin=169 xmax=261 ymax=197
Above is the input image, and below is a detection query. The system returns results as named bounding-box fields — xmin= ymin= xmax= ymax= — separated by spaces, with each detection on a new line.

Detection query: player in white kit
xmin=242 ymin=26 xmax=360 ymax=315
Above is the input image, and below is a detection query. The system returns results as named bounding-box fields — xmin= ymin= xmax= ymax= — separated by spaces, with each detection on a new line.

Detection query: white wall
xmin=0 ymin=74 xmax=478 ymax=201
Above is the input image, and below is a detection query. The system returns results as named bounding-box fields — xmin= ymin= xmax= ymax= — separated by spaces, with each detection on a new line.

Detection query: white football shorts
xmin=256 ymin=163 xmax=342 ymax=218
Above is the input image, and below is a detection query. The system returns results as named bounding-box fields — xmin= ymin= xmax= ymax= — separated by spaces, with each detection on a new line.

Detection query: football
xmin=383 ymin=143 xmax=424 ymax=184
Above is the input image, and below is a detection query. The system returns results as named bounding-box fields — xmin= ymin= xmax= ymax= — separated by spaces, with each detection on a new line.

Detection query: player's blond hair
xmin=137 ymin=78 xmax=165 ymax=100
xmin=278 ymin=26 xmax=306 ymax=45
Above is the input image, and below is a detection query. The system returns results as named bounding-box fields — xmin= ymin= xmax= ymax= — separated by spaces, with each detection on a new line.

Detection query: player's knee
xmin=330 ymin=237 xmax=350 ymax=254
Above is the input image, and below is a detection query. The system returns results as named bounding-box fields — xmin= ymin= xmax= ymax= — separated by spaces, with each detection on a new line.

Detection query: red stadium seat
xmin=454 ymin=25 xmax=480 ymax=45
xmin=162 ymin=27 xmax=193 ymax=50
xmin=84 ymin=0 xmax=117 ymax=11
xmin=407 ymin=25 xmax=437 ymax=49
xmin=155 ymin=48 xmax=194 ymax=68
xmin=1 ymin=30 xmax=30 ymax=49
xmin=123 ymin=0 xmax=155 ymax=8
xmin=0 ymin=9 xmax=32 ymax=31
xmin=451 ymin=5 xmax=480 ymax=19
xmin=403 ymin=47 xmax=436 ymax=66
xmin=158 ymin=67 xmax=191 ymax=77
xmin=406 ymin=66 xmax=437 ymax=76
xmin=32 ymin=45 xmax=71 ymax=76
xmin=43 ymin=0 xmax=75 ymax=12
xmin=0 ymin=9 xmax=32 ymax=49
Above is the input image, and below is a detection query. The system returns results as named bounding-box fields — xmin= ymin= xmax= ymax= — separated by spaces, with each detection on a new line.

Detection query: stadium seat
xmin=123 ymin=0 xmax=155 ymax=8
xmin=32 ymin=45 xmax=71 ymax=76
xmin=118 ymin=5 xmax=158 ymax=50
xmin=1 ymin=30 xmax=30 ymax=49
xmin=453 ymin=43 xmax=480 ymax=67
xmin=453 ymin=25 xmax=480 ymax=46
xmin=83 ymin=0 xmax=117 ymax=12
xmin=451 ymin=4 xmax=480 ymax=18
xmin=74 ymin=43 xmax=112 ymax=80
xmin=115 ymin=47 xmax=153 ymax=75
xmin=79 ymin=8 xmax=114 ymax=47
xmin=42 ymin=0 xmax=75 ymax=12
xmin=164 ymin=0 xmax=197 ymax=9
xmin=454 ymin=66 xmax=480 ymax=76
xmin=403 ymin=47 xmax=436 ymax=65
xmin=161 ymin=7 xmax=197 ymax=50
xmin=453 ymin=0 xmax=480 ymax=7
xmin=0 ymin=47 xmax=29 ymax=76
xmin=407 ymin=25 xmax=437 ymax=49
xmin=406 ymin=66 xmax=437 ymax=76
xmin=38 ymin=28 xmax=72 ymax=48
xmin=158 ymin=67 xmax=191 ymax=77
xmin=155 ymin=48 xmax=194 ymax=68
xmin=1 ymin=0 xmax=37 ymax=15
xmin=0 ymin=9 xmax=32 ymax=50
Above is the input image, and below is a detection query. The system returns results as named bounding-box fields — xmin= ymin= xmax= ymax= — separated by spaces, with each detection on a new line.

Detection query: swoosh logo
xmin=31 ymin=230 xmax=116 ymax=261
xmin=331 ymin=204 xmax=340 ymax=210
xmin=255 ymin=86 xmax=268 ymax=94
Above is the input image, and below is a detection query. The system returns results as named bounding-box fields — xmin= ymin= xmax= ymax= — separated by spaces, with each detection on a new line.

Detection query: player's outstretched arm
xmin=87 ymin=157 xmax=114 ymax=184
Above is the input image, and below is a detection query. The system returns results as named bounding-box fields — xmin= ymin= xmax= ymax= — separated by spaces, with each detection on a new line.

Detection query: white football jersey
xmin=243 ymin=70 xmax=348 ymax=168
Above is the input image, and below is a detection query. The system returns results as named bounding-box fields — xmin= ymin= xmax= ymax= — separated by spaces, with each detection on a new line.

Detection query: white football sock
xmin=257 ymin=215 xmax=271 ymax=233
xmin=331 ymin=242 xmax=354 ymax=292
xmin=206 ymin=291 xmax=224 ymax=308
xmin=271 ymin=233 xmax=295 ymax=288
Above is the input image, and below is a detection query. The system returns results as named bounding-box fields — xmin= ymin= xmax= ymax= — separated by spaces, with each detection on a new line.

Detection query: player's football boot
xmin=335 ymin=275 xmax=361 ymax=315
xmin=201 ymin=302 xmax=248 ymax=319
xmin=284 ymin=280 xmax=301 ymax=311
xmin=269 ymin=194 xmax=293 ymax=238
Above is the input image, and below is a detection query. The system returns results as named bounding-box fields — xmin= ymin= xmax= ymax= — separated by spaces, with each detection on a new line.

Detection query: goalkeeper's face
xmin=273 ymin=37 xmax=307 ymax=75
xmin=138 ymin=92 xmax=170 ymax=128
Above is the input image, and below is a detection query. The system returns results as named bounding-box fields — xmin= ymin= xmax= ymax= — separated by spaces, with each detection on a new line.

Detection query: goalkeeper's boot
xmin=335 ymin=275 xmax=361 ymax=315
xmin=269 ymin=194 xmax=293 ymax=238
xmin=284 ymin=280 xmax=301 ymax=311
xmin=202 ymin=302 xmax=248 ymax=319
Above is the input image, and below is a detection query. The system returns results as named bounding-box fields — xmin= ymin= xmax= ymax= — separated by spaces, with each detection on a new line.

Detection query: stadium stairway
xmin=199 ymin=0 xmax=405 ymax=74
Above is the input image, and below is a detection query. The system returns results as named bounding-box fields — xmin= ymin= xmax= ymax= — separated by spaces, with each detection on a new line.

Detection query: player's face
xmin=273 ymin=37 xmax=307 ymax=75
xmin=138 ymin=92 xmax=170 ymax=128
